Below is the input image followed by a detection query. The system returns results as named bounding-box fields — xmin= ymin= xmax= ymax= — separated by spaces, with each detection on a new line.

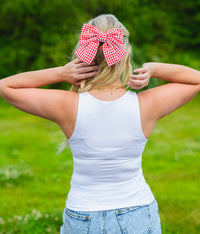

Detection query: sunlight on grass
xmin=0 ymin=95 xmax=200 ymax=233
xmin=142 ymin=94 xmax=200 ymax=234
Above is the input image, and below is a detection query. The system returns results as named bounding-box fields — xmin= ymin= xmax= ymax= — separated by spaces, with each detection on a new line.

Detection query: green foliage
xmin=0 ymin=0 xmax=199 ymax=87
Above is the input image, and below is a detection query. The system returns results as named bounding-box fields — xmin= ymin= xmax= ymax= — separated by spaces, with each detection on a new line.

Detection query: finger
xmin=127 ymin=78 xmax=148 ymax=87
xmin=128 ymin=83 xmax=146 ymax=90
xmin=77 ymin=71 xmax=98 ymax=80
xmin=78 ymin=65 xmax=99 ymax=74
xmin=73 ymin=59 xmax=83 ymax=64
xmin=130 ymin=73 xmax=149 ymax=80
xmin=133 ymin=81 xmax=149 ymax=89
xmin=133 ymin=67 xmax=148 ymax=74
xmin=75 ymin=81 xmax=81 ymax=85
xmin=139 ymin=80 xmax=149 ymax=88
xmin=73 ymin=59 xmax=90 ymax=66
xmin=127 ymin=81 xmax=141 ymax=89
xmin=76 ymin=61 xmax=96 ymax=68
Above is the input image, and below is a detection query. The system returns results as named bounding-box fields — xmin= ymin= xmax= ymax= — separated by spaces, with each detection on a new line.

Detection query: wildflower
xmin=46 ymin=227 xmax=52 ymax=233
xmin=0 ymin=217 xmax=5 ymax=225
xmin=13 ymin=215 xmax=22 ymax=221
xmin=33 ymin=210 xmax=43 ymax=220
xmin=23 ymin=214 xmax=29 ymax=224
xmin=8 ymin=218 xmax=13 ymax=223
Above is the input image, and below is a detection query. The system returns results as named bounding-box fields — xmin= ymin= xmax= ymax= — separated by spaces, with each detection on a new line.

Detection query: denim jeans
xmin=60 ymin=199 xmax=162 ymax=234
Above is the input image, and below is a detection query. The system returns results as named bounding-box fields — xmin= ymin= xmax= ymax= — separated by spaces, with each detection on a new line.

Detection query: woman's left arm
xmin=0 ymin=59 xmax=98 ymax=123
xmin=0 ymin=59 xmax=98 ymax=89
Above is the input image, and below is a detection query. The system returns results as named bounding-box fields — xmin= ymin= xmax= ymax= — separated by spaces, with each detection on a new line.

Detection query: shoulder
xmin=55 ymin=90 xmax=79 ymax=123
xmin=62 ymin=90 xmax=79 ymax=113
xmin=137 ymin=87 xmax=161 ymax=139
xmin=63 ymin=90 xmax=79 ymax=99
xmin=137 ymin=83 xmax=200 ymax=139
xmin=57 ymin=90 xmax=80 ymax=138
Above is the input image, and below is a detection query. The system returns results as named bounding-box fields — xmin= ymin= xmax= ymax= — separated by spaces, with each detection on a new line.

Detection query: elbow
xmin=0 ymin=81 xmax=12 ymax=99
xmin=0 ymin=82 xmax=6 ymax=98
xmin=198 ymin=84 xmax=200 ymax=92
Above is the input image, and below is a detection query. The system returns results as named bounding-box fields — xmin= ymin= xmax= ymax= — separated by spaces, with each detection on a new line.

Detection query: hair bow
xmin=74 ymin=24 xmax=126 ymax=67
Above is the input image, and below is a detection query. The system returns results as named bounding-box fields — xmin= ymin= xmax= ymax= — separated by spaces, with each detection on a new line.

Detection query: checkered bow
xmin=74 ymin=24 xmax=126 ymax=67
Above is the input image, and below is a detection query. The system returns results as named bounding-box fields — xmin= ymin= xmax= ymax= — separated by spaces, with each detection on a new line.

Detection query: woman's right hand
xmin=127 ymin=63 xmax=154 ymax=90
xmin=62 ymin=59 xmax=98 ymax=86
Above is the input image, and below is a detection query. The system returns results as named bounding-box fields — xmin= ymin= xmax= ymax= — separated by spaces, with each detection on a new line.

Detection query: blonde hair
xmin=57 ymin=14 xmax=133 ymax=153
xmin=71 ymin=14 xmax=133 ymax=93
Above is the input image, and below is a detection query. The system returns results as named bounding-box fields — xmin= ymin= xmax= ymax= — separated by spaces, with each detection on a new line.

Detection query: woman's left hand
xmin=127 ymin=63 xmax=153 ymax=90
xmin=62 ymin=59 xmax=98 ymax=85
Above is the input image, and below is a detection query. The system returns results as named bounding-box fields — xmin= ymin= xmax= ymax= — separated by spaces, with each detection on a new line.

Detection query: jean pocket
xmin=115 ymin=205 xmax=152 ymax=234
xmin=62 ymin=208 xmax=91 ymax=234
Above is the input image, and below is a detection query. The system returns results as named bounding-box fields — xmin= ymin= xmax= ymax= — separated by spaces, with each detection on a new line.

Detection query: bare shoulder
xmin=63 ymin=90 xmax=79 ymax=104
xmin=61 ymin=91 xmax=79 ymax=119
xmin=137 ymin=88 xmax=157 ymax=139
xmin=58 ymin=90 xmax=79 ymax=139
xmin=137 ymin=83 xmax=200 ymax=138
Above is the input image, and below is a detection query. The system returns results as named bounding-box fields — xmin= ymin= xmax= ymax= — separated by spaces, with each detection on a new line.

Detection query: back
xmin=66 ymin=90 xmax=154 ymax=211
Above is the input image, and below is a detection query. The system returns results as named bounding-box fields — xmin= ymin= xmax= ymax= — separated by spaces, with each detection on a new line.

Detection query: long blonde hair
xmin=71 ymin=14 xmax=133 ymax=93
xmin=57 ymin=14 xmax=133 ymax=153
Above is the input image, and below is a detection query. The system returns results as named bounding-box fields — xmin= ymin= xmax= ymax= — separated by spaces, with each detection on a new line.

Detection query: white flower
xmin=0 ymin=217 xmax=5 ymax=225
xmin=23 ymin=214 xmax=30 ymax=224
xmin=46 ymin=227 xmax=52 ymax=233
xmin=33 ymin=210 xmax=43 ymax=220
xmin=13 ymin=215 xmax=22 ymax=223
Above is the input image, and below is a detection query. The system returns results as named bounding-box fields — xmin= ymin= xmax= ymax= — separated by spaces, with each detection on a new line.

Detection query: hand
xmin=61 ymin=59 xmax=98 ymax=85
xmin=127 ymin=63 xmax=154 ymax=90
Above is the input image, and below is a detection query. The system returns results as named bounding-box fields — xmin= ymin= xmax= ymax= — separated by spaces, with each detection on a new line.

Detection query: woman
xmin=0 ymin=14 xmax=199 ymax=233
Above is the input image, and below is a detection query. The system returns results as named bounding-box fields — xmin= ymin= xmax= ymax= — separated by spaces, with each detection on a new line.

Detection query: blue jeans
xmin=60 ymin=199 xmax=162 ymax=233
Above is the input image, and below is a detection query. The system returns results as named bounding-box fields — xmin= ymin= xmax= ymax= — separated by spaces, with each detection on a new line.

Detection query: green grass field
xmin=0 ymin=94 xmax=200 ymax=234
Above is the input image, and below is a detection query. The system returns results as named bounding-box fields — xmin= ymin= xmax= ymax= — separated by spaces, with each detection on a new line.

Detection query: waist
xmin=72 ymin=156 xmax=142 ymax=186
xmin=66 ymin=173 xmax=155 ymax=211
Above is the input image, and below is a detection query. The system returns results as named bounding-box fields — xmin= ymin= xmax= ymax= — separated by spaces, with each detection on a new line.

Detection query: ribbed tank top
xmin=66 ymin=91 xmax=155 ymax=211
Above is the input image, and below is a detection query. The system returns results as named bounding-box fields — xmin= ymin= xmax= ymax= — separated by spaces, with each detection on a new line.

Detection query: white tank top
xmin=66 ymin=91 xmax=155 ymax=211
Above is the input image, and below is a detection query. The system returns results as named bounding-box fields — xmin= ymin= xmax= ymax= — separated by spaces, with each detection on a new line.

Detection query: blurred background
xmin=0 ymin=0 xmax=200 ymax=233
xmin=0 ymin=0 xmax=200 ymax=86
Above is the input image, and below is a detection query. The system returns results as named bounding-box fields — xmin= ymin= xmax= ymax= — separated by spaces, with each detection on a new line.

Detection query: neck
xmin=93 ymin=79 xmax=124 ymax=90
xmin=93 ymin=85 xmax=125 ymax=90
xmin=91 ymin=85 xmax=126 ymax=95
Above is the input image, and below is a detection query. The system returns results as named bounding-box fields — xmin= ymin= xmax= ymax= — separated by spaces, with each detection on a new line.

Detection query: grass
xmin=0 ymin=94 xmax=200 ymax=233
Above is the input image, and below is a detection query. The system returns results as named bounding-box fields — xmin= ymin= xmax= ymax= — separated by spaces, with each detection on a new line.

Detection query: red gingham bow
xmin=74 ymin=24 xmax=126 ymax=67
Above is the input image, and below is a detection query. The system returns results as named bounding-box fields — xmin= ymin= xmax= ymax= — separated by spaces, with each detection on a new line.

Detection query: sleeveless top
xmin=66 ymin=91 xmax=155 ymax=211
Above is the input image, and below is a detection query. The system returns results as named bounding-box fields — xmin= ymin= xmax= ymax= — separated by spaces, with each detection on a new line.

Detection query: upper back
xmin=68 ymin=90 xmax=147 ymax=158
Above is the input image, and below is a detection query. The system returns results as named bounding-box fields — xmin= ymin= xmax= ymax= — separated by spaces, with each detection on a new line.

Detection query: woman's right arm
xmin=128 ymin=63 xmax=200 ymax=139
xmin=128 ymin=62 xmax=200 ymax=88
xmin=144 ymin=62 xmax=200 ymax=85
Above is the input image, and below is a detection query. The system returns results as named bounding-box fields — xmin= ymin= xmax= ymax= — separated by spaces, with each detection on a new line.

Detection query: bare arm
xmin=138 ymin=83 xmax=200 ymax=138
xmin=145 ymin=62 xmax=200 ymax=85
xmin=0 ymin=59 xmax=98 ymax=90
xmin=0 ymin=66 xmax=64 ymax=90
xmin=0 ymin=59 xmax=98 ymax=124
xmin=128 ymin=62 xmax=200 ymax=139
xmin=128 ymin=62 xmax=200 ymax=89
